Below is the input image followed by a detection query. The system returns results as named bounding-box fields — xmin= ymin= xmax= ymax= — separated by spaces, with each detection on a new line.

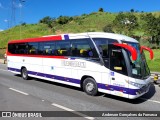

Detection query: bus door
xmin=109 ymin=47 xmax=129 ymax=97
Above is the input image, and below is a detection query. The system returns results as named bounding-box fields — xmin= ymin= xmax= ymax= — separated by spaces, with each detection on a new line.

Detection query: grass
xmin=0 ymin=24 xmax=52 ymax=48
xmin=0 ymin=11 xmax=160 ymax=49
xmin=0 ymin=49 xmax=6 ymax=59
xmin=145 ymin=49 xmax=160 ymax=72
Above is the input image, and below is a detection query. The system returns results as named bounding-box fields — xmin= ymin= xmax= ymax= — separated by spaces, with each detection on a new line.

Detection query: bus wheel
xmin=83 ymin=78 xmax=98 ymax=96
xmin=21 ymin=68 xmax=28 ymax=80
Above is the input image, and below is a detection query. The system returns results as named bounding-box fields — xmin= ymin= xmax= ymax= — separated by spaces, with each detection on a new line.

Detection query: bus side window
xmin=93 ymin=38 xmax=109 ymax=58
xmin=72 ymin=47 xmax=80 ymax=56
xmin=8 ymin=43 xmax=28 ymax=54
xmin=71 ymin=39 xmax=98 ymax=59
xmin=43 ymin=42 xmax=55 ymax=55
xmin=8 ymin=44 xmax=16 ymax=54
xmin=56 ymin=41 xmax=71 ymax=56
xmin=27 ymin=42 xmax=38 ymax=55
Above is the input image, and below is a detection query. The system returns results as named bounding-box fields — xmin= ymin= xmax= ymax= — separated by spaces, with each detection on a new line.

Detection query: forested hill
xmin=0 ymin=11 xmax=160 ymax=49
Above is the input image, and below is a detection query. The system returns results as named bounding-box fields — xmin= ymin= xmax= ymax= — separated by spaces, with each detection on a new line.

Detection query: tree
xmin=130 ymin=9 xmax=134 ymax=13
xmin=21 ymin=22 xmax=26 ymax=26
xmin=98 ymin=8 xmax=104 ymax=12
xmin=113 ymin=12 xmax=138 ymax=35
xmin=141 ymin=13 xmax=160 ymax=47
xmin=103 ymin=24 xmax=114 ymax=33
xmin=57 ymin=16 xmax=72 ymax=25
xmin=39 ymin=16 xmax=54 ymax=28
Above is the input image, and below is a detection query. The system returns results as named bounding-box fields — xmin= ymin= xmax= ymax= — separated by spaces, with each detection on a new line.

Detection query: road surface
xmin=0 ymin=64 xmax=160 ymax=120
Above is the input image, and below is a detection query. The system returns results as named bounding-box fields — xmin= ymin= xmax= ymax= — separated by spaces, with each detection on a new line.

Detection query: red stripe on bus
xmin=7 ymin=54 xmax=67 ymax=59
xmin=8 ymin=35 xmax=62 ymax=44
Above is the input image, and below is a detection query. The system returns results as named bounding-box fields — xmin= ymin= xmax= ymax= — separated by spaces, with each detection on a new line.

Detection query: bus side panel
xmin=8 ymin=56 xmax=43 ymax=77
xmin=23 ymin=57 xmax=43 ymax=76
xmin=7 ymin=56 xmax=22 ymax=74
xmin=99 ymin=71 xmax=111 ymax=94
xmin=42 ymin=58 xmax=80 ymax=87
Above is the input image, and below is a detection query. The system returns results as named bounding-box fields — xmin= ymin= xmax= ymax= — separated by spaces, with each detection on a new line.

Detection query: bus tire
xmin=83 ymin=78 xmax=98 ymax=96
xmin=21 ymin=67 xmax=28 ymax=80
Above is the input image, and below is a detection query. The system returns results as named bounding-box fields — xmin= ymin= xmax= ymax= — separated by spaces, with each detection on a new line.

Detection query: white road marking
xmin=140 ymin=98 xmax=160 ymax=104
xmin=9 ymin=88 xmax=29 ymax=95
xmin=52 ymin=103 xmax=94 ymax=120
xmin=0 ymin=69 xmax=8 ymax=72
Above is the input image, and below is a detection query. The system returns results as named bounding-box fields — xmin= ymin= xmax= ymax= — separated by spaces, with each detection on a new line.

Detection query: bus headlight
xmin=125 ymin=80 xmax=144 ymax=88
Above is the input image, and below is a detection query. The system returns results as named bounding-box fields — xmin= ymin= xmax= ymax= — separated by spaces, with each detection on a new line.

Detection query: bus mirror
xmin=114 ymin=66 xmax=122 ymax=70
xmin=113 ymin=43 xmax=137 ymax=61
xmin=140 ymin=46 xmax=154 ymax=60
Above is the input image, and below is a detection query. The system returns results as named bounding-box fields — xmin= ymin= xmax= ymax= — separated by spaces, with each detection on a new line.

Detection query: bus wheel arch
xmin=81 ymin=76 xmax=98 ymax=96
xmin=21 ymin=67 xmax=29 ymax=80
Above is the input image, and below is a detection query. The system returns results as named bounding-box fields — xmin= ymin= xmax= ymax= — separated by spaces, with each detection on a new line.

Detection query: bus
xmin=7 ymin=32 xmax=154 ymax=99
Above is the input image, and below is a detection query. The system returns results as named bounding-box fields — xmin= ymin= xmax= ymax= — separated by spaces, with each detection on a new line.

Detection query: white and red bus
xmin=7 ymin=32 xmax=153 ymax=99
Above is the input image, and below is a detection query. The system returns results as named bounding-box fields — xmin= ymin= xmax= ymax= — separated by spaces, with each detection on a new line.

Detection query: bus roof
xmin=8 ymin=32 xmax=138 ymax=44
xmin=87 ymin=32 xmax=139 ymax=43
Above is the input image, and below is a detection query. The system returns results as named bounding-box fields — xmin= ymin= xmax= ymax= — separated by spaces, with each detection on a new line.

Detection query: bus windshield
xmin=124 ymin=42 xmax=150 ymax=79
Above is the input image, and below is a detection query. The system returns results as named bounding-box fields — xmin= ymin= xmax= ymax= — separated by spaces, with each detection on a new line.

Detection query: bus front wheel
xmin=21 ymin=68 xmax=28 ymax=80
xmin=83 ymin=78 xmax=98 ymax=96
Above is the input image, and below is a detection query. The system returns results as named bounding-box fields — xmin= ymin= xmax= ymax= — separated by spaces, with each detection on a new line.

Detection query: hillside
xmin=0 ymin=11 xmax=160 ymax=72
xmin=0 ymin=11 xmax=159 ymax=49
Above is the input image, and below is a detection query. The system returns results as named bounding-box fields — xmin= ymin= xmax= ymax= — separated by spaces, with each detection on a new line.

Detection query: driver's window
xmin=110 ymin=48 xmax=128 ymax=76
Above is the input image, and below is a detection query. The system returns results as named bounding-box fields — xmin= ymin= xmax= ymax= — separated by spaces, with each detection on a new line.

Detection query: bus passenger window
xmin=27 ymin=42 xmax=38 ymax=55
xmin=72 ymin=47 xmax=80 ymax=56
xmin=39 ymin=42 xmax=56 ymax=55
xmin=71 ymin=39 xmax=98 ymax=59
xmin=56 ymin=41 xmax=70 ymax=56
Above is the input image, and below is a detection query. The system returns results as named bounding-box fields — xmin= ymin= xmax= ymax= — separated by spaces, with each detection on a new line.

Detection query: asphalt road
xmin=0 ymin=63 xmax=160 ymax=120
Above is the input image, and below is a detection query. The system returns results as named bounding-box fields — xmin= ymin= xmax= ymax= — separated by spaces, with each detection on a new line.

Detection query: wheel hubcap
xmin=23 ymin=69 xmax=27 ymax=78
xmin=86 ymin=82 xmax=94 ymax=92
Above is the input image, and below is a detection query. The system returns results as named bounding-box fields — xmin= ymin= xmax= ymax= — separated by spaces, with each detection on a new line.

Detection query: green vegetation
xmin=144 ymin=49 xmax=160 ymax=72
xmin=0 ymin=11 xmax=159 ymax=49
xmin=0 ymin=10 xmax=160 ymax=71
xmin=113 ymin=12 xmax=138 ymax=36
xmin=0 ymin=24 xmax=52 ymax=48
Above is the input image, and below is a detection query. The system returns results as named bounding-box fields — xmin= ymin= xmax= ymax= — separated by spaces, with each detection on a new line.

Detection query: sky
xmin=0 ymin=0 xmax=160 ymax=31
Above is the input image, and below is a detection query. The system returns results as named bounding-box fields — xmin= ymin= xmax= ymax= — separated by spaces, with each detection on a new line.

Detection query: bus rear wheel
xmin=21 ymin=67 xmax=28 ymax=80
xmin=83 ymin=78 xmax=98 ymax=96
